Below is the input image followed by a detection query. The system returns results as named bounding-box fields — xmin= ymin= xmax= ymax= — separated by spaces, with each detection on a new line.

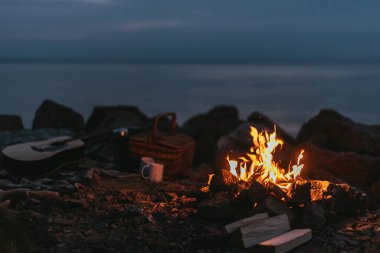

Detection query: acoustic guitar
xmin=1 ymin=128 xmax=134 ymax=177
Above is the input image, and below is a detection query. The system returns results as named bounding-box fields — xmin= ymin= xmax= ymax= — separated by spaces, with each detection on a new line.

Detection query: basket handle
xmin=150 ymin=112 xmax=177 ymax=144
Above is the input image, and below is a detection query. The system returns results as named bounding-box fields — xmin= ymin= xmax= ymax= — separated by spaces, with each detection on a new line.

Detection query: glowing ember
xmin=227 ymin=126 xmax=305 ymax=190
xmin=207 ymin=173 xmax=215 ymax=185
xmin=200 ymin=173 xmax=215 ymax=193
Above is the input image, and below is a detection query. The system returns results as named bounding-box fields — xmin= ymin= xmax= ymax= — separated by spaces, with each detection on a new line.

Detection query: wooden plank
xmin=225 ymin=212 xmax=269 ymax=234
xmin=257 ymin=229 xmax=312 ymax=253
xmin=231 ymin=214 xmax=291 ymax=248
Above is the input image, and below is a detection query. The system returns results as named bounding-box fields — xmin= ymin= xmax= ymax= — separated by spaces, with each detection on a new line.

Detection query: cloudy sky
xmin=1 ymin=0 xmax=380 ymax=60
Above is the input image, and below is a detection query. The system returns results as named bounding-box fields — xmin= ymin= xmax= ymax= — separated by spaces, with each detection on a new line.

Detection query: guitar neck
xmin=60 ymin=128 xmax=115 ymax=145
xmin=71 ymin=126 xmax=142 ymax=144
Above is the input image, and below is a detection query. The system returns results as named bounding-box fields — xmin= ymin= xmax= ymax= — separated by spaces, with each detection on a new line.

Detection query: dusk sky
xmin=1 ymin=0 xmax=380 ymax=60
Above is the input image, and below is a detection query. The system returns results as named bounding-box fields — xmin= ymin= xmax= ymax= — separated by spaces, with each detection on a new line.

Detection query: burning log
xmin=247 ymin=180 xmax=268 ymax=203
xmin=257 ymin=229 xmax=312 ymax=253
xmin=224 ymin=124 xmax=305 ymax=201
xmin=266 ymin=182 xmax=288 ymax=200
xmin=309 ymin=180 xmax=377 ymax=214
xmin=230 ymin=214 xmax=291 ymax=248
xmin=209 ymin=169 xmax=239 ymax=193
xmin=230 ymin=180 xmax=250 ymax=199
xmin=287 ymin=181 xmax=311 ymax=206
xmin=309 ymin=180 xmax=331 ymax=202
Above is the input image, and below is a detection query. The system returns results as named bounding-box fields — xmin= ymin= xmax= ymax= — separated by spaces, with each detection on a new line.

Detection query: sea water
xmin=1 ymin=61 xmax=379 ymax=136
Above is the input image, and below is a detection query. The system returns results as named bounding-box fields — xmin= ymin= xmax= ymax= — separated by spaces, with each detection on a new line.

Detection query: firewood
xmin=247 ymin=180 xmax=268 ymax=203
xmin=209 ymin=169 xmax=239 ymax=193
xmin=266 ymin=182 xmax=287 ymax=200
xmin=198 ymin=191 xmax=235 ymax=220
xmin=309 ymin=180 xmax=332 ymax=202
xmin=257 ymin=195 xmax=295 ymax=221
xmin=257 ymin=229 xmax=312 ymax=253
xmin=225 ymin=212 xmax=269 ymax=234
xmin=287 ymin=181 xmax=311 ymax=205
xmin=309 ymin=180 xmax=377 ymax=212
xmin=231 ymin=214 xmax=291 ymax=248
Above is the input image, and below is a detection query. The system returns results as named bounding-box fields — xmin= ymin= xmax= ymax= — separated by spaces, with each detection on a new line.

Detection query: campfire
xmin=199 ymin=123 xmax=376 ymax=251
xmin=227 ymin=125 xmax=304 ymax=191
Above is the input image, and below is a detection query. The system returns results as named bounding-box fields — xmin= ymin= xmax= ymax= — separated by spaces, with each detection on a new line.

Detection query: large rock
xmin=301 ymin=203 xmax=326 ymax=229
xmin=297 ymin=109 xmax=380 ymax=156
xmin=300 ymin=143 xmax=380 ymax=188
xmin=0 ymin=115 xmax=23 ymax=131
xmin=182 ymin=105 xmax=243 ymax=165
xmin=217 ymin=122 xmax=298 ymax=169
xmin=85 ymin=105 xmax=148 ymax=132
xmin=32 ymin=100 xmax=84 ymax=132
xmin=247 ymin=111 xmax=296 ymax=145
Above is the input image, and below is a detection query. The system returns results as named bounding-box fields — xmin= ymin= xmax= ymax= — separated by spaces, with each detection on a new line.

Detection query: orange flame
xmin=227 ymin=126 xmax=305 ymax=190
xmin=200 ymin=173 xmax=215 ymax=193
xmin=207 ymin=174 xmax=215 ymax=185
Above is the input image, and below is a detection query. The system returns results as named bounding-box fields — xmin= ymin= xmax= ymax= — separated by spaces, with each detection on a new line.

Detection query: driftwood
xmin=225 ymin=212 xmax=269 ymax=234
xmin=257 ymin=229 xmax=312 ymax=253
xmin=231 ymin=214 xmax=291 ymax=248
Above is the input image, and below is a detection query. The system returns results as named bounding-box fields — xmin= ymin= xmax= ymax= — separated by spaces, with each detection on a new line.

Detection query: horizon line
xmin=1 ymin=57 xmax=380 ymax=65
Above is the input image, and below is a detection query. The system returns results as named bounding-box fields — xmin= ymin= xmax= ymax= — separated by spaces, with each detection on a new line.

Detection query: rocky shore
xmin=0 ymin=99 xmax=380 ymax=253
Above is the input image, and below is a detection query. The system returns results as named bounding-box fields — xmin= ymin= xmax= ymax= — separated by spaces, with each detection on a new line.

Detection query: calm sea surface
xmin=1 ymin=62 xmax=380 ymax=136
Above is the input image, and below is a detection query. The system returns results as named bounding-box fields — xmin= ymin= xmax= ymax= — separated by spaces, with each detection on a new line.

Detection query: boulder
xmin=301 ymin=203 xmax=326 ymax=229
xmin=0 ymin=115 xmax=23 ymax=131
xmin=297 ymin=109 xmax=380 ymax=156
xmin=183 ymin=105 xmax=243 ymax=165
xmin=32 ymin=100 xmax=84 ymax=132
xmin=300 ymin=143 xmax=380 ymax=188
xmin=247 ymin=111 xmax=296 ymax=145
xmin=85 ymin=105 xmax=148 ymax=132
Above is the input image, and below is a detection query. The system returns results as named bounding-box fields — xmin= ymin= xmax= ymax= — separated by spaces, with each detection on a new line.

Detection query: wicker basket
xmin=128 ymin=112 xmax=195 ymax=176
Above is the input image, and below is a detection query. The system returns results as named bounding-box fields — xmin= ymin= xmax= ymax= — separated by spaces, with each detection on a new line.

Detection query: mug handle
xmin=141 ymin=164 xmax=150 ymax=179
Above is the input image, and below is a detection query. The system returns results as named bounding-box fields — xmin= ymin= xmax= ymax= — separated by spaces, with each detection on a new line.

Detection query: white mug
xmin=139 ymin=157 xmax=155 ymax=177
xmin=141 ymin=162 xmax=164 ymax=183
